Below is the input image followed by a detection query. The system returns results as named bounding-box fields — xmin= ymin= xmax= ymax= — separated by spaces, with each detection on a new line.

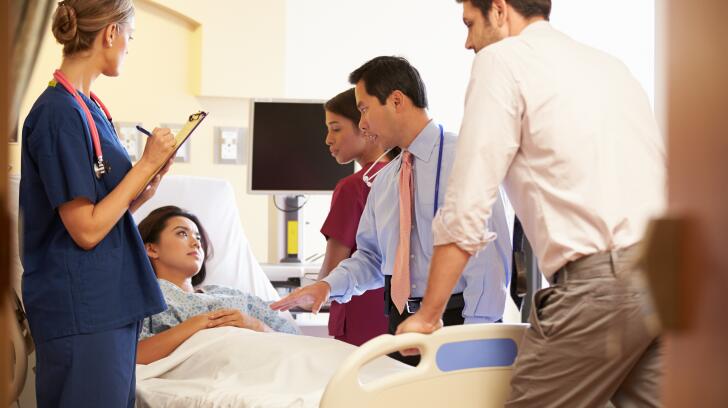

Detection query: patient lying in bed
xmin=136 ymin=206 xmax=299 ymax=364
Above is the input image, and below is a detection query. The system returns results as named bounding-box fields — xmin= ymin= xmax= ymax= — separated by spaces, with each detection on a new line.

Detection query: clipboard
xmin=137 ymin=111 xmax=208 ymax=196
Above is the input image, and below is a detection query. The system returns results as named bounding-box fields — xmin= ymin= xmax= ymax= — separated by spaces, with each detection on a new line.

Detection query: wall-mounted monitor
xmin=248 ymin=99 xmax=355 ymax=195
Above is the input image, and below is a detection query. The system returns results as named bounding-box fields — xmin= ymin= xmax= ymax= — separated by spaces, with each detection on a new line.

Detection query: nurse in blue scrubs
xmin=19 ymin=1 xmax=176 ymax=406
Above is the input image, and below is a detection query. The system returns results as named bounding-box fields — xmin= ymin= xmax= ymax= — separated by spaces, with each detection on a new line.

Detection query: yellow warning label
xmin=287 ymin=221 xmax=298 ymax=255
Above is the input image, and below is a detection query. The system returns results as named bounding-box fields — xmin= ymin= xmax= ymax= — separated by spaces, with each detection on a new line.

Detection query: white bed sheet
xmin=136 ymin=327 xmax=410 ymax=407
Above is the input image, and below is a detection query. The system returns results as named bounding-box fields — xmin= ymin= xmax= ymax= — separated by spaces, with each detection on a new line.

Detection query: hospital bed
xmin=135 ymin=322 xmax=527 ymax=407
xmin=321 ymin=323 xmax=526 ymax=407
xmin=8 ymin=174 xmax=528 ymax=407
xmin=321 ymin=323 xmax=527 ymax=408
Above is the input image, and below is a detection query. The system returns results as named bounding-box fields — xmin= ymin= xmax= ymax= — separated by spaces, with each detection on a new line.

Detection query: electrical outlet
xmin=115 ymin=122 xmax=142 ymax=161
xmin=221 ymin=129 xmax=238 ymax=160
xmin=214 ymin=127 xmax=246 ymax=164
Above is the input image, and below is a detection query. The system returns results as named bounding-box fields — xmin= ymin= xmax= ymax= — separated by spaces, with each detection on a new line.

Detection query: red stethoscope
xmin=52 ymin=69 xmax=113 ymax=179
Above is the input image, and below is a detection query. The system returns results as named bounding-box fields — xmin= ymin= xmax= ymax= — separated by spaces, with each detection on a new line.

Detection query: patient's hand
xmin=181 ymin=312 xmax=217 ymax=332
xmin=207 ymin=308 xmax=271 ymax=332
xmin=269 ymin=281 xmax=330 ymax=314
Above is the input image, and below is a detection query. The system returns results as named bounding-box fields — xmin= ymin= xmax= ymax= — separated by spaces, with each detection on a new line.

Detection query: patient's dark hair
xmin=324 ymin=87 xmax=401 ymax=160
xmin=138 ymin=206 xmax=213 ymax=287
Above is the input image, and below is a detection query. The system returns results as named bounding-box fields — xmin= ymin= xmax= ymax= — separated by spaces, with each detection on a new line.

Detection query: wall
xmin=654 ymin=0 xmax=668 ymax=133
xmin=148 ymin=0 xmax=287 ymax=98
xmin=550 ymin=0 xmax=656 ymax=107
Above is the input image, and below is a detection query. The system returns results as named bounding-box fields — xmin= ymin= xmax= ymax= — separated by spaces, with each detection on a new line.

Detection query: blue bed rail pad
xmin=436 ymin=338 xmax=518 ymax=372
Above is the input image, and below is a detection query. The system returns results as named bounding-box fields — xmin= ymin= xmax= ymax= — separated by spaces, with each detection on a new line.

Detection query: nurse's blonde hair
xmin=52 ymin=0 xmax=135 ymax=56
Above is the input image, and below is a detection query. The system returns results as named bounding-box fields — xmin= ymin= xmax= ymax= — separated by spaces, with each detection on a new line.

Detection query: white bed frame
xmin=321 ymin=323 xmax=528 ymax=408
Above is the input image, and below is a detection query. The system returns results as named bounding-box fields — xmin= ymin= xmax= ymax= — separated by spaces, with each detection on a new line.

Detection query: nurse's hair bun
xmin=52 ymin=1 xmax=78 ymax=46
xmin=50 ymin=0 xmax=135 ymax=56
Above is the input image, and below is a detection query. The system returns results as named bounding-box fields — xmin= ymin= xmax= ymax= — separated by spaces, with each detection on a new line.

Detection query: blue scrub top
xmin=19 ymin=83 xmax=166 ymax=343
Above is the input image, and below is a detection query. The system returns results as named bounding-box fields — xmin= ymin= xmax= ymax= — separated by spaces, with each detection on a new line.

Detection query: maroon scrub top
xmin=321 ymin=162 xmax=388 ymax=346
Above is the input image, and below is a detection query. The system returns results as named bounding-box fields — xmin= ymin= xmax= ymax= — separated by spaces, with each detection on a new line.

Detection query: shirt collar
xmin=520 ymin=20 xmax=551 ymax=36
xmin=405 ymin=120 xmax=440 ymax=163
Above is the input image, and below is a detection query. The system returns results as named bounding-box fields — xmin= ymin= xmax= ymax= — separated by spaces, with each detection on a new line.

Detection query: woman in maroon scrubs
xmin=318 ymin=88 xmax=398 ymax=346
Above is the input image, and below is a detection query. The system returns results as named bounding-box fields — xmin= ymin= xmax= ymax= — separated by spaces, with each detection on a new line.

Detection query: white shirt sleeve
xmin=433 ymin=49 xmax=523 ymax=254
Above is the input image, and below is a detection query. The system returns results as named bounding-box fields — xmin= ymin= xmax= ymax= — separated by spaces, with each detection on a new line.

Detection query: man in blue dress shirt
xmin=271 ymin=56 xmax=511 ymax=363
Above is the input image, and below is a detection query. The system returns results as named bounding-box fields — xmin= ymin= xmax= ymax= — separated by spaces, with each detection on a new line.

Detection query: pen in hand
xmin=136 ymin=125 xmax=153 ymax=137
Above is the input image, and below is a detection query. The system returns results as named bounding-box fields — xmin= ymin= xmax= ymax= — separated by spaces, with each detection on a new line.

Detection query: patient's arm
xmin=137 ymin=309 xmax=274 ymax=364
xmin=137 ymin=313 xmax=212 ymax=365
xmin=317 ymin=237 xmax=353 ymax=280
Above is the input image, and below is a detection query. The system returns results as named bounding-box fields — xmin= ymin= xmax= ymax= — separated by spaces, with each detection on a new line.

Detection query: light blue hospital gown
xmin=139 ymin=279 xmax=299 ymax=339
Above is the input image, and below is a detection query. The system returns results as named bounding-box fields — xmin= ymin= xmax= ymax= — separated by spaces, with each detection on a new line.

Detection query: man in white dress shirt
xmin=398 ymin=1 xmax=667 ymax=406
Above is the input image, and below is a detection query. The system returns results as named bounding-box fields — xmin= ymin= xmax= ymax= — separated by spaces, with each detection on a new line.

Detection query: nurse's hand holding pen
xmin=138 ymin=127 xmax=175 ymax=168
xmin=270 ymin=281 xmax=331 ymax=314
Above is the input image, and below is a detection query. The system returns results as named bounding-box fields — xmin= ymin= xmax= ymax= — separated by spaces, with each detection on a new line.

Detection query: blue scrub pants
xmin=35 ymin=321 xmax=140 ymax=408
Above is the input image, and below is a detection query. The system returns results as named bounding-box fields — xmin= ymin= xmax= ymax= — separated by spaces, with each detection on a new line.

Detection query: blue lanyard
xmin=433 ymin=124 xmax=444 ymax=216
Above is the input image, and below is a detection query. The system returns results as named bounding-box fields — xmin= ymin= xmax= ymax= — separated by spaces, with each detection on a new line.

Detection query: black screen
xmin=250 ymin=101 xmax=355 ymax=192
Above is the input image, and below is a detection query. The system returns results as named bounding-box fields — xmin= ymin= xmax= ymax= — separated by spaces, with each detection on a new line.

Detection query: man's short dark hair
xmin=348 ymin=56 xmax=428 ymax=109
xmin=456 ymin=0 xmax=551 ymax=21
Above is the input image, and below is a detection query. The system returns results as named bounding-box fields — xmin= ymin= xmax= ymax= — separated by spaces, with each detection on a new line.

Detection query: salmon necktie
xmin=391 ymin=151 xmax=413 ymax=314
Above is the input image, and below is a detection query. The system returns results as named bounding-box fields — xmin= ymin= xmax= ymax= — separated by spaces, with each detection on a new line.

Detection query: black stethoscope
xmin=362 ymin=124 xmax=444 ymax=216
xmin=52 ymin=69 xmax=113 ymax=179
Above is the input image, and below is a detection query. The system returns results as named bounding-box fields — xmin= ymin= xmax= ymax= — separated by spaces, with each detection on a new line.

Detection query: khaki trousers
xmin=506 ymin=245 xmax=663 ymax=408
